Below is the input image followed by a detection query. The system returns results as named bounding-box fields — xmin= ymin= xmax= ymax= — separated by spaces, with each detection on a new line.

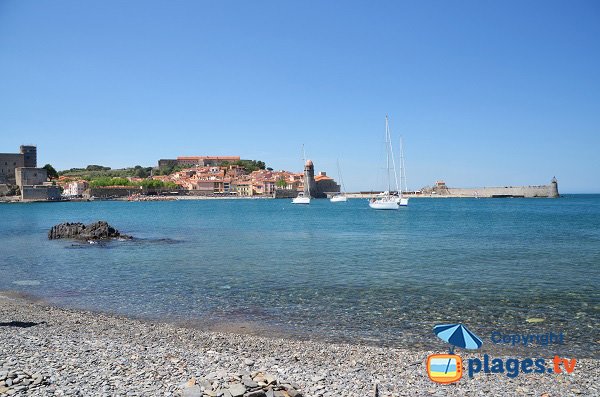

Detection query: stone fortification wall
xmin=446 ymin=186 xmax=555 ymax=198
xmin=274 ymin=189 xmax=298 ymax=199
xmin=0 ymin=153 xmax=24 ymax=184
xmin=315 ymin=180 xmax=340 ymax=198
xmin=16 ymin=167 xmax=47 ymax=189
xmin=86 ymin=187 xmax=179 ymax=198
xmin=424 ymin=178 xmax=559 ymax=198
xmin=21 ymin=185 xmax=61 ymax=201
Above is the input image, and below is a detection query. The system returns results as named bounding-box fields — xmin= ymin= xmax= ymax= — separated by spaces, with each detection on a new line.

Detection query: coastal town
xmin=2 ymin=1 xmax=597 ymax=397
xmin=0 ymin=145 xmax=341 ymax=202
xmin=1 ymin=144 xmax=560 ymax=202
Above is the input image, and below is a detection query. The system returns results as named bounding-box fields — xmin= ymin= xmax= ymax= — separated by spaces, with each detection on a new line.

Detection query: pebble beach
xmin=1 ymin=293 xmax=597 ymax=397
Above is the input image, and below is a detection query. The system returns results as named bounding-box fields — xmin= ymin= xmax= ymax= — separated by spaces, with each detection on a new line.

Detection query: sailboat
xmin=369 ymin=116 xmax=400 ymax=210
xmin=330 ymin=160 xmax=347 ymax=202
xmin=292 ymin=145 xmax=311 ymax=204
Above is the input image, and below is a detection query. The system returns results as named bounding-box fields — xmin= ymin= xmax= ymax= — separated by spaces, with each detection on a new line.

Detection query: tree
xmin=43 ymin=164 xmax=59 ymax=179
xmin=86 ymin=165 xmax=111 ymax=171
xmin=138 ymin=179 xmax=178 ymax=189
xmin=232 ymin=160 xmax=267 ymax=173
xmin=276 ymin=177 xmax=287 ymax=189
xmin=89 ymin=177 xmax=131 ymax=187
xmin=134 ymin=167 xmax=148 ymax=178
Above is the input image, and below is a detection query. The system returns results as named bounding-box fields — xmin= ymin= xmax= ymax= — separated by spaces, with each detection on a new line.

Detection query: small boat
xmin=292 ymin=192 xmax=311 ymax=204
xmin=330 ymin=195 xmax=347 ymax=203
xmin=292 ymin=145 xmax=311 ymax=205
xmin=330 ymin=160 xmax=348 ymax=203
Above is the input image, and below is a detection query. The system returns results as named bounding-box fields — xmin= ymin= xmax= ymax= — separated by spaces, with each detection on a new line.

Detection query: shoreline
xmin=0 ymin=195 xmax=566 ymax=204
xmin=5 ymin=289 xmax=597 ymax=359
xmin=1 ymin=292 xmax=597 ymax=396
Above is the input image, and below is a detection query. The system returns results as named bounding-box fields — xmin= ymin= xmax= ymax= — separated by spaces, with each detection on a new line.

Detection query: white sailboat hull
xmin=397 ymin=197 xmax=409 ymax=206
xmin=369 ymin=199 xmax=399 ymax=210
xmin=330 ymin=195 xmax=347 ymax=202
xmin=292 ymin=196 xmax=311 ymax=204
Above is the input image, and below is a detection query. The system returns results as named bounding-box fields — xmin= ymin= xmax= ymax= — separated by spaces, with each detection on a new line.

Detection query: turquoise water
xmin=1 ymin=196 xmax=599 ymax=357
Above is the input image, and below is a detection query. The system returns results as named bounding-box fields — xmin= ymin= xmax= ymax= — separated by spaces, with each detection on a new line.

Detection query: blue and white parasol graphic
xmin=434 ymin=323 xmax=483 ymax=353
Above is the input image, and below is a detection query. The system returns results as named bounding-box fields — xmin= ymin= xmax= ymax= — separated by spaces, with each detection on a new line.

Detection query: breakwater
xmin=343 ymin=178 xmax=560 ymax=199
xmin=425 ymin=178 xmax=559 ymax=198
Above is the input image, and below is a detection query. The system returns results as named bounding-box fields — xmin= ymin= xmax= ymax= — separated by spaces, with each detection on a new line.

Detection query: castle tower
xmin=20 ymin=145 xmax=37 ymax=168
xmin=304 ymin=159 xmax=316 ymax=197
xmin=550 ymin=177 xmax=559 ymax=198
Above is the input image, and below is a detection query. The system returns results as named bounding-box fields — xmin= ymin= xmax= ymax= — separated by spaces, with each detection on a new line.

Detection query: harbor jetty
xmin=345 ymin=178 xmax=560 ymax=199
xmin=418 ymin=178 xmax=559 ymax=198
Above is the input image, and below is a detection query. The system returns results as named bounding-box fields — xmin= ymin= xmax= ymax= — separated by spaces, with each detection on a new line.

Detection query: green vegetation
xmin=157 ymin=160 xmax=266 ymax=175
xmin=60 ymin=159 xmax=267 ymax=180
xmin=156 ymin=164 xmax=195 ymax=176
xmin=133 ymin=165 xmax=149 ymax=178
xmin=86 ymin=165 xmax=111 ymax=171
xmin=221 ymin=160 xmax=266 ymax=173
xmin=276 ymin=177 xmax=287 ymax=188
xmin=88 ymin=177 xmax=177 ymax=189
xmin=43 ymin=164 xmax=59 ymax=179
xmin=89 ymin=177 xmax=131 ymax=187
xmin=138 ymin=179 xmax=178 ymax=189
xmin=59 ymin=165 xmax=155 ymax=179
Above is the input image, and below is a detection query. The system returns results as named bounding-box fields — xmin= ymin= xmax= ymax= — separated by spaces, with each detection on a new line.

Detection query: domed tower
xmin=550 ymin=177 xmax=559 ymax=198
xmin=304 ymin=159 xmax=316 ymax=197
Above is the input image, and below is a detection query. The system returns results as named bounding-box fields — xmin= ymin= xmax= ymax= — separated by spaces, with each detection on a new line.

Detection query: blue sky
xmin=1 ymin=1 xmax=598 ymax=192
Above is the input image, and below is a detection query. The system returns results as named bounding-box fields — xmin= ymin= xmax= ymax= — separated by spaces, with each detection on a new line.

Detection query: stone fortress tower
xmin=304 ymin=159 xmax=317 ymax=197
xmin=302 ymin=159 xmax=340 ymax=198
xmin=274 ymin=158 xmax=340 ymax=199
xmin=0 ymin=145 xmax=37 ymax=185
xmin=0 ymin=144 xmax=61 ymax=201
xmin=20 ymin=145 xmax=37 ymax=168
xmin=549 ymin=177 xmax=559 ymax=198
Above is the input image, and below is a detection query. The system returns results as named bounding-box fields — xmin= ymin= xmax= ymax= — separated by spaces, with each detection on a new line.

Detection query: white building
xmin=63 ymin=181 xmax=88 ymax=197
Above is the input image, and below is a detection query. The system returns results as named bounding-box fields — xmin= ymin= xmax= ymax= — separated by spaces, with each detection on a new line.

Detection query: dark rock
xmin=48 ymin=221 xmax=132 ymax=241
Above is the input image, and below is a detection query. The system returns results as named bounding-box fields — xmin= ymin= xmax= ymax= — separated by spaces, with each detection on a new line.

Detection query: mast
xmin=400 ymin=136 xmax=407 ymax=198
xmin=336 ymin=159 xmax=345 ymax=194
xmin=385 ymin=116 xmax=391 ymax=197
xmin=388 ymin=117 xmax=400 ymax=196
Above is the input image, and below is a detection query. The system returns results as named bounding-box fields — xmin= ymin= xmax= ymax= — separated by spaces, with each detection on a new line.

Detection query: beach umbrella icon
xmin=433 ymin=323 xmax=483 ymax=353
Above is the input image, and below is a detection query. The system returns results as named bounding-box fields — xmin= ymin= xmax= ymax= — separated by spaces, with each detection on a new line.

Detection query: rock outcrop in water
xmin=48 ymin=221 xmax=131 ymax=240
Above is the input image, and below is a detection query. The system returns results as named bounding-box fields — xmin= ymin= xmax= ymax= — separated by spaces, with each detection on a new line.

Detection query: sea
xmin=1 ymin=196 xmax=598 ymax=358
